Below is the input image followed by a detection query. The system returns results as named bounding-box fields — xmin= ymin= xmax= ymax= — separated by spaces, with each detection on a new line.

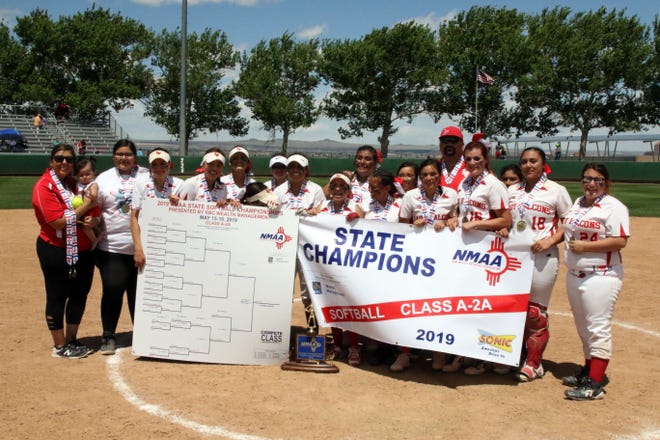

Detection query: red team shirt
xmin=32 ymin=169 xmax=94 ymax=250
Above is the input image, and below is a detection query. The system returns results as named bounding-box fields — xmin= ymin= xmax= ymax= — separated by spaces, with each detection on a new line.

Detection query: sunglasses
xmin=53 ymin=155 xmax=74 ymax=163
xmin=581 ymin=177 xmax=605 ymax=185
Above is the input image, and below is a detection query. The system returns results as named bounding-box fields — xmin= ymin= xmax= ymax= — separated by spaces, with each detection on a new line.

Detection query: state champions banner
xmin=297 ymin=216 xmax=535 ymax=366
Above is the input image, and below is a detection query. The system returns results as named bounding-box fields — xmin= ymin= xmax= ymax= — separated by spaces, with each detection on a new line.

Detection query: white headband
xmin=148 ymin=150 xmax=171 ymax=164
xmin=201 ymin=151 xmax=225 ymax=165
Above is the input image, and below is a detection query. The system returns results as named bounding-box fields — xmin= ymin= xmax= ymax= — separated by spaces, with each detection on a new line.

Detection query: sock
xmin=588 ymin=357 xmax=609 ymax=383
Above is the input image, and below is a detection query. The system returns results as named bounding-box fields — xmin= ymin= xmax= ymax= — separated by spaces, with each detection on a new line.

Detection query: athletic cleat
xmin=562 ymin=369 xmax=609 ymax=387
xmin=69 ymin=339 xmax=94 ymax=356
xmin=517 ymin=363 xmax=545 ymax=382
xmin=100 ymin=336 xmax=116 ymax=355
xmin=347 ymin=347 xmax=361 ymax=367
xmin=390 ymin=353 xmax=411 ymax=372
xmin=464 ymin=361 xmax=493 ymax=376
xmin=431 ymin=352 xmax=447 ymax=371
xmin=564 ymin=378 xmax=606 ymax=401
xmin=52 ymin=342 xmax=89 ymax=359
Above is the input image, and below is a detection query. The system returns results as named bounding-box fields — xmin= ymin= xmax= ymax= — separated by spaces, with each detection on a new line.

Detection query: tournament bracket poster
xmin=298 ymin=216 xmax=535 ymax=366
xmin=133 ymin=198 xmax=298 ymax=365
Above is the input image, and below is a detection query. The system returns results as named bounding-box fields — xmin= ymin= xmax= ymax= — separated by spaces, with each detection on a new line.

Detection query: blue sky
xmin=1 ymin=0 xmax=657 ymax=145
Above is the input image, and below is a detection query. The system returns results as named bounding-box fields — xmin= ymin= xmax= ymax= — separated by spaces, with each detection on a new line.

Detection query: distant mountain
xmin=135 ymin=137 xmax=438 ymax=157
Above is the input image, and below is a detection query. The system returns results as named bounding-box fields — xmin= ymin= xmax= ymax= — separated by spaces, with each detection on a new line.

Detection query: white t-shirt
xmin=273 ymin=180 xmax=325 ymax=210
xmin=221 ymin=173 xmax=256 ymax=201
xmin=362 ymin=195 xmax=401 ymax=222
xmin=96 ymin=165 xmax=150 ymax=254
xmin=457 ymin=172 xmax=508 ymax=222
xmin=399 ymin=187 xmax=458 ymax=224
xmin=176 ymin=174 xmax=227 ymax=202
xmin=508 ymin=178 xmax=572 ymax=240
xmin=562 ymin=194 xmax=629 ymax=271
xmin=131 ymin=174 xmax=184 ymax=210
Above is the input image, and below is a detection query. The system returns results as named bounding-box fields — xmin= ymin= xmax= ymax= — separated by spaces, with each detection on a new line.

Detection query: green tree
xmin=0 ymin=22 xmax=27 ymax=104
xmin=14 ymin=7 xmax=153 ymax=121
xmin=435 ymin=6 xmax=530 ymax=138
xmin=146 ymin=28 xmax=248 ymax=151
xmin=515 ymin=7 xmax=654 ymax=159
xmin=320 ymin=22 xmax=440 ymax=157
xmin=235 ymin=32 xmax=320 ymax=155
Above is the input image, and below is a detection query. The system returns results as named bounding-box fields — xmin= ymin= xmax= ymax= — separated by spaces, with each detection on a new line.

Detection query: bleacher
xmin=0 ymin=111 xmax=123 ymax=154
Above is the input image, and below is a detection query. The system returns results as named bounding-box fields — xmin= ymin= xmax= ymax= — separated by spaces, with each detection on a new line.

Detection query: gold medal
xmin=462 ymin=216 xmax=469 ymax=223
xmin=121 ymin=204 xmax=130 ymax=213
xmin=516 ymin=220 xmax=526 ymax=232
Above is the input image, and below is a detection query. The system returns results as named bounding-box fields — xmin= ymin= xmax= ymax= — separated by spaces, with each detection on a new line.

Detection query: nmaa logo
xmin=451 ymin=236 xmax=521 ymax=286
xmin=259 ymin=226 xmax=292 ymax=250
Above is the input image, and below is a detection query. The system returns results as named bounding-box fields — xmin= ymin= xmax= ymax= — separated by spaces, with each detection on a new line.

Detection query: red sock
xmin=588 ymin=357 xmax=609 ymax=383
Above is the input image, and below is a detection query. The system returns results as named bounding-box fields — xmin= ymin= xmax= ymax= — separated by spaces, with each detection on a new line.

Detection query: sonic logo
xmin=451 ymin=236 xmax=521 ymax=286
xmin=259 ymin=226 xmax=292 ymax=249
xmin=477 ymin=330 xmax=515 ymax=353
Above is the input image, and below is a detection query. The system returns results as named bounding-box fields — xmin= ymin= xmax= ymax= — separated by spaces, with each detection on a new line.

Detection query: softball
xmin=72 ymin=195 xmax=84 ymax=209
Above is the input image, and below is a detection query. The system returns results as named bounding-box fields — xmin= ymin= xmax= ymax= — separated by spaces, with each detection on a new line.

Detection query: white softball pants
xmin=566 ymin=265 xmax=624 ymax=360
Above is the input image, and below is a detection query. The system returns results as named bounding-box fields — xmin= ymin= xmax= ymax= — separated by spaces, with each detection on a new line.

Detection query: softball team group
xmin=32 ymin=127 xmax=629 ymax=401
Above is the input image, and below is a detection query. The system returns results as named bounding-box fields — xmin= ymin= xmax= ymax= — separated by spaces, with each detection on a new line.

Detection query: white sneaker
xmin=390 ymin=353 xmax=410 ymax=372
xmin=442 ymin=356 xmax=464 ymax=373
xmin=347 ymin=346 xmax=361 ymax=367
xmin=431 ymin=352 xmax=446 ymax=371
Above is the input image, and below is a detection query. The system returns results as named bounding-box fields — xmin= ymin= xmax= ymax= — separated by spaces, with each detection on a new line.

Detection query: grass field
xmin=3 ymin=175 xmax=658 ymax=217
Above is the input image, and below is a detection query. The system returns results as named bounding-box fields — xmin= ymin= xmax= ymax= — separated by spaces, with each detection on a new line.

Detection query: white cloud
xmin=0 ymin=8 xmax=22 ymax=25
xmin=296 ymin=25 xmax=326 ymax=40
xmin=402 ymin=10 xmax=457 ymax=30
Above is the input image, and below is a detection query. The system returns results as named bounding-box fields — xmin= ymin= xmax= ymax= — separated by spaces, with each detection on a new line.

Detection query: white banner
xmin=298 ymin=216 xmax=535 ymax=366
xmin=133 ymin=198 xmax=299 ymax=365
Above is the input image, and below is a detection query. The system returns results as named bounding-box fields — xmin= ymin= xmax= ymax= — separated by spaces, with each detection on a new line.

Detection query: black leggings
xmin=96 ymin=250 xmax=137 ymax=336
xmin=36 ymin=238 xmax=95 ymax=331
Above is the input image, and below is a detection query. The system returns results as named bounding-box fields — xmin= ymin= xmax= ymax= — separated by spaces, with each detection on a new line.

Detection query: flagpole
xmin=475 ymin=66 xmax=479 ymax=133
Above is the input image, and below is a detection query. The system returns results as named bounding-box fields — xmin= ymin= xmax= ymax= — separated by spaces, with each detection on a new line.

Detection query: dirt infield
xmin=1 ymin=210 xmax=659 ymax=440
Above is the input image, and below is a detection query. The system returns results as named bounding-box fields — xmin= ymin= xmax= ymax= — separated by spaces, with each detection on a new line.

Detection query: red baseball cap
xmin=439 ymin=126 xmax=463 ymax=140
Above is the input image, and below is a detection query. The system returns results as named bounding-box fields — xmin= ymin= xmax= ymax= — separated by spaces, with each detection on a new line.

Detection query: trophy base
xmin=281 ymin=360 xmax=339 ymax=373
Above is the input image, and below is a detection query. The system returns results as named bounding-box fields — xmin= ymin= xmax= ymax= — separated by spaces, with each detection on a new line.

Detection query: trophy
xmin=281 ymin=303 xmax=339 ymax=373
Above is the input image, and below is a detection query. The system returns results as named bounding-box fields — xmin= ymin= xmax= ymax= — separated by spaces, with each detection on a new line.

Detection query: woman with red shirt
xmin=32 ymin=144 xmax=99 ymax=359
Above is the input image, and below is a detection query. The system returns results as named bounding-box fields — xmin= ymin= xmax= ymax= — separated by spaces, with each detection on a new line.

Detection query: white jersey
xmin=176 ymin=173 xmax=227 ymax=202
xmin=508 ymin=178 xmax=572 ymax=240
xmin=96 ymin=165 xmax=150 ymax=254
xmin=562 ymin=194 xmax=629 ymax=271
xmin=221 ymin=173 xmax=256 ymax=201
xmin=457 ymin=172 xmax=508 ymax=222
xmin=362 ymin=195 xmax=401 ymax=222
xmin=350 ymin=175 xmax=371 ymax=206
xmin=273 ymin=180 xmax=325 ymax=210
xmin=319 ymin=199 xmax=360 ymax=216
xmin=263 ymin=178 xmax=284 ymax=191
xmin=399 ymin=187 xmax=458 ymax=224
xmin=131 ymin=174 xmax=184 ymax=210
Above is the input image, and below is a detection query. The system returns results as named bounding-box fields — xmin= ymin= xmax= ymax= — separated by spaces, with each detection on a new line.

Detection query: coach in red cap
xmin=437 ymin=125 xmax=468 ymax=192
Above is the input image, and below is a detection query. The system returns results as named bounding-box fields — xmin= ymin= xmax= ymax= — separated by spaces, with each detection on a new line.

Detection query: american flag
xmin=477 ymin=69 xmax=494 ymax=85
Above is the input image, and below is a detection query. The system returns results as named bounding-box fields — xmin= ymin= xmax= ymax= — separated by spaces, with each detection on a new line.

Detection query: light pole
xmin=179 ymin=0 xmax=188 ymax=156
